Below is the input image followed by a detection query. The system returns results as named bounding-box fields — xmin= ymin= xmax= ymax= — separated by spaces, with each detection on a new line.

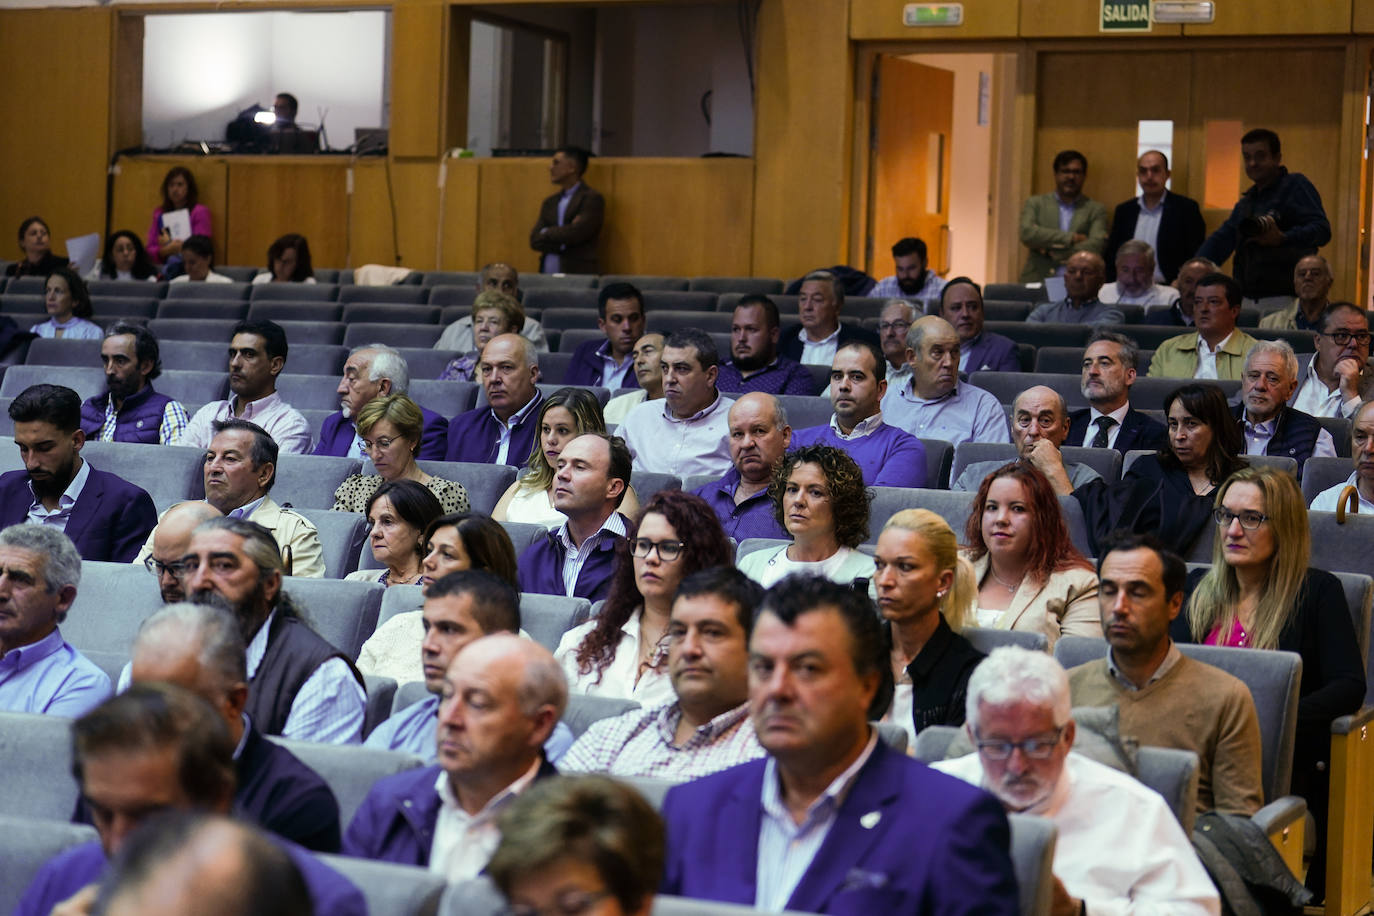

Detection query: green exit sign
xmin=1101 ymin=0 xmax=1152 ymax=31
xmin=903 ymin=4 xmax=964 ymax=27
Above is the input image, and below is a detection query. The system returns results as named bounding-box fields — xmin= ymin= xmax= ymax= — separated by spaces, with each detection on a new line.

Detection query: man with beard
xmin=178 ymin=516 xmax=365 ymax=743
xmin=0 ymin=384 xmax=156 ymax=562
xmin=79 ymin=323 xmax=189 ymax=445
xmin=1068 ymin=331 xmax=1167 ymax=454
xmin=313 ymin=344 xmax=448 ymax=459
xmin=716 ymin=295 xmax=815 ymax=396
xmin=870 ymin=237 xmax=947 ymax=302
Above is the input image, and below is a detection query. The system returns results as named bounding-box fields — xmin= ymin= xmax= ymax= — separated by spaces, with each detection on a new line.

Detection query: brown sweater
xmin=1068 ymin=654 xmax=1264 ymax=815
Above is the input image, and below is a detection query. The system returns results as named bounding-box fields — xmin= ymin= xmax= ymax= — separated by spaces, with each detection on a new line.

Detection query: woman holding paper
xmin=146 ymin=166 xmax=211 ymax=267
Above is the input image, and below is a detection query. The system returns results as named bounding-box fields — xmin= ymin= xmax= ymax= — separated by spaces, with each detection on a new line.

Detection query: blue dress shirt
xmin=364 ymin=693 xmax=575 ymax=763
xmin=0 ymin=628 xmax=111 ymax=717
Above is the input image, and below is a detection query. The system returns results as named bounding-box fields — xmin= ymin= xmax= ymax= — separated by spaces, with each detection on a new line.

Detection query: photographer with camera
xmin=1196 ymin=128 xmax=1330 ymax=308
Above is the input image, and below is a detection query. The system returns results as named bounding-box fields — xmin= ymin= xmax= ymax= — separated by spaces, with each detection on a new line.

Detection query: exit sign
xmin=903 ymin=4 xmax=964 ymax=27
xmin=1101 ymin=0 xmax=1152 ymax=31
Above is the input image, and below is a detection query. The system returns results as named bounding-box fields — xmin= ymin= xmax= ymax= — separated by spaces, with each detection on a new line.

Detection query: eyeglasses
xmin=878 ymin=321 xmax=912 ymax=334
xmin=1214 ymin=508 xmax=1269 ymax=530
xmin=630 ymin=538 xmax=684 ymax=562
xmin=1320 ymin=329 xmax=1372 ymax=346
xmin=143 ymin=556 xmax=186 ymax=578
xmin=506 ymin=892 xmax=612 ymax=916
xmin=361 ymin=436 xmax=401 ymax=450
xmin=975 ymin=727 xmax=1065 ymax=760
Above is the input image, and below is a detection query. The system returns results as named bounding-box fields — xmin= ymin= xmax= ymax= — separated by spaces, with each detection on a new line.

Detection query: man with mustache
xmin=79 ymin=323 xmax=189 ymax=445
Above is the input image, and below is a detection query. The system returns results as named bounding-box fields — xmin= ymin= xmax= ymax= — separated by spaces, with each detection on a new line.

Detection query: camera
xmin=1239 ymin=211 xmax=1278 ymax=238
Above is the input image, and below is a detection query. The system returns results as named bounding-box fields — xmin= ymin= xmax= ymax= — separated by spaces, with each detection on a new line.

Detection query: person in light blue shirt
xmin=31 ymin=267 xmax=103 ymax=340
xmin=881 ymin=315 xmax=1011 ymax=447
xmin=1026 ymin=251 xmax=1125 ymax=326
xmin=0 ymin=523 xmax=111 ymax=716
xmin=365 ymin=569 xmax=573 ymax=762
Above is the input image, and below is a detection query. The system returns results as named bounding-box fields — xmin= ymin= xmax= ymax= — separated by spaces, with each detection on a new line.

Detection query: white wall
xmin=141 ymin=11 xmax=387 ymax=149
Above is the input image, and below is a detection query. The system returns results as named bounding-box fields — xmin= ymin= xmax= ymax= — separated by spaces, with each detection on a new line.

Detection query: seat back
xmin=521 ymin=593 xmax=591 ymax=653
xmin=866 ymin=487 xmax=975 ymax=543
xmin=1302 ymin=457 xmax=1353 ymax=504
xmin=0 ymin=815 xmax=98 ymax=906
xmin=416 ymin=460 xmax=517 ymax=514
xmin=248 ymin=283 xmax=339 ymax=302
xmin=166 ymin=281 xmax=251 ymax=301
xmin=317 ymin=853 xmax=447 ymax=916
xmin=1309 ymin=511 xmax=1374 ymax=576
xmin=24 ymin=337 xmax=101 ymax=367
xmin=499 ymin=520 xmax=547 ymax=555
xmin=407 ymin=379 xmax=479 ymax=417
xmin=0 ymin=712 xmax=81 ymax=820
xmin=267 ymin=453 xmax=363 ymax=510
xmin=280 ymin=576 xmax=383 ymax=659
xmin=269 ymin=737 xmax=422 ymax=825
xmin=1135 ymin=745 xmax=1201 ymax=834
xmin=273 ymin=373 xmax=353 ymax=412
xmin=343 ymin=323 xmax=442 ymax=349
xmin=391 ymin=679 xmax=431 ymax=715
xmin=1 ymin=364 xmax=104 ymax=400
xmin=919 ymin=438 xmax=954 ymax=488
xmin=563 ymin=694 xmax=640 ymax=737
xmin=362 ymin=674 xmax=398 ymax=739
xmin=64 ymin=561 xmax=163 ymax=653
xmin=689 ymin=276 xmax=784 ymax=295
xmin=630 ymin=471 xmax=681 ymax=503
xmin=246 ymin=300 xmax=343 ymax=323
xmin=775 ymin=394 xmax=835 ymax=431
xmin=82 ymin=442 xmax=205 ymax=514
xmin=1008 ymin=814 xmax=1058 ymax=916
xmin=378 ymin=583 xmax=425 ymax=628
xmin=961 ymin=627 xmax=1049 ymax=654
xmin=155 ymin=369 xmax=229 ymax=408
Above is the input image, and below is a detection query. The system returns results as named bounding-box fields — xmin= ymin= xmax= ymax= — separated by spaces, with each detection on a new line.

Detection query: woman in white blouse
xmin=555 ymin=490 xmax=733 ymax=706
xmin=737 ymin=444 xmax=876 ymax=587
xmin=33 ymin=267 xmax=102 ymax=340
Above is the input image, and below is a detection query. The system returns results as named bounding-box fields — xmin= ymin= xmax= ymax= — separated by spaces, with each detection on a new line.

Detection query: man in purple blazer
xmin=563 ymin=282 xmax=646 ymax=389
xmin=0 ymin=384 xmax=156 ymax=562
xmin=938 ymin=278 xmax=1021 ymax=377
xmin=660 ymin=575 xmax=1018 ymax=915
xmin=517 ymin=433 xmax=631 ymax=601
xmin=313 ymin=344 xmax=448 ymax=459
xmin=445 ymin=334 xmax=544 ymax=465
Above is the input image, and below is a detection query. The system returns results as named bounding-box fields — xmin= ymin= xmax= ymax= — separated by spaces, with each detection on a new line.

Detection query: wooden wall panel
xmin=1184 ymin=0 xmax=1351 ymax=36
xmin=1356 ymin=0 xmax=1374 ymax=32
xmin=350 ymin=160 xmax=443 ymax=270
xmin=389 ymin=3 xmax=447 ymax=158
xmin=1020 ymin=0 xmax=1182 ymax=38
xmin=225 ymin=160 xmax=350 ymax=269
xmin=849 ymin=0 xmax=1019 ymax=39
xmin=473 ymin=158 xmax=575 ymax=274
xmin=109 ymin=157 xmax=229 ymax=267
xmin=439 ymin=159 xmax=481 ymax=271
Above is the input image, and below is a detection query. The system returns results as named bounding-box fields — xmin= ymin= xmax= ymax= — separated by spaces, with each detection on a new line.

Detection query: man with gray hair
xmin=881 ymin=315 xmax=1011 ymax=446
xmin=779 ymin=270 xmax=880 ymax=367
xmin=934 ymin=646 xmax=1219 ymax=916
xmin=1232 ymin=338 xmax=1334 ymax=477
xmin=693 ymin=392 xmax=791 ymax=541
xmin=445 ymin=333 xmax=544 ymax=465
xmin=1098 ymin=240 xmax=1181 ymax=307
xmin=0 ymin=523 xmax=110 ymax=716
xmin=314 ymin=344 xmax=449 ymax=459
xmin=1068 ymin=330 xmax=1167 ymax=454
xmin=952 ymin=385 xmax=1100 ymax=494
xmin=127 ymin=602 xmax=341 ymax=852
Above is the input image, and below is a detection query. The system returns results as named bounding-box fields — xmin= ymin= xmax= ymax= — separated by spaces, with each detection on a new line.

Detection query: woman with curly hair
xmin=91 ymin=230 xmax=157 ymax=282
xmin=963 ymin=462 xmax=1098 ymax=646
xmin=252 ymin=233 xmax=315 ymax=284
xmin=555 ymin=490 xmax=732 ymax=705
xmin=736 ymin=444 xmax=875 ymax=587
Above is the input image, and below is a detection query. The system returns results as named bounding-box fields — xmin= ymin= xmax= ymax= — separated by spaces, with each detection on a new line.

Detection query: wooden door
xmin=868 ymin=56 xmax=954 ymax=276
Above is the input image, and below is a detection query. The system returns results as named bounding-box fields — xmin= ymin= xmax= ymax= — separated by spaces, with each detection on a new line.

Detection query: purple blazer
xmin=517 ymin=519 xmax=628 ymax=602
xmin=961 ymin=331 xmax=1021 ymax=375
xmin=563 ymin=339 xmax=640 ymax=390
xmin=312 ymin=407 xmax=449 ymax=460
xmin=444 ymin=392 xmax=544 ymax=465
xmin=660 ymin=740 xmax=1018 ymax=914
xmin=0 ymin=465 xmax=156 ymax=563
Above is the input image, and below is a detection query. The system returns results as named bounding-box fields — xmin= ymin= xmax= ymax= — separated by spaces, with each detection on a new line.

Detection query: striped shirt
xmin=557 ymin=511 xmax=628 ymax=598
xmin=560 ymin=700 xmax=764 ymax=779
xmin=246 ymin=609 xmax=366 ymax=744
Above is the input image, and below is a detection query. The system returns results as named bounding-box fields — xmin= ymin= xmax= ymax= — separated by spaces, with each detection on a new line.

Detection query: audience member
xmin=737 ymin=445 xmax=876 ymax=587
xmin=604 ymin=333 xmax=665 ymax=423
xmin=692 ymin=392 xmax=792 ymax=541
xmin=518 ymin=433 xmax=633 ymax=601
xmin=128 ymin=602 xmax=341 ymax=852
xmin=1158 ymin=256 xmax=1219 ymax=327
xmin=1310 ymin=399 xmax=1374 ymax=512
xmin=1197 ymin=127 xmax=1331 ymax=304
xmin=531 ymin=145 xmax=604 ymax=274
xmin=34 ymin=266 xmax=102 ymax=339
xmin=434 ymin=263 xmax=549 ymax=353
xmin=1019 ymin=149 xmax=1108 ymax=281
xmin=80 ymin=323 xmax=189 ymax=445
xmin=1149 ymin=273 xmax=1258 ymax=380
xmin=441 ymin=289 xmax=529 ymax=383
xmin=331 ymin=394 xmax=469 ymax=513
xmin=620 ymin=328 xmax=734 ymax=478
xmin=91 ymin=229 xmax=156 ymax=282
xmin=344 ymin=634 xmax=566 ymax=875
xmin=1103 ymin=149 xmax=1206 ymax=285
xmin=963 ymin=463 xmax=1099 ymax=645
xmin=874 ymin=509 xmax=981 ymax=745
xmin=346 ymin=479 xmax=444 ymax=587
xmin=364 ymin=570 xmax=574 ymax=763
xmin=1075 ymin=383 xmax=1247 ymax=557
xmin=876 ymin=298 xmax=918 ymax=392
xmin=562 ymin=566 xmax=766 ymax=778
xmin=935 ymin=647 xmax=1220 ymax=916
xmin=791 ymin=341 xmax=926 ymax=487
xmin=779 ymin=269 xmax=880 ymax=367
xmin=1068 ymin=330 xmax=1168 ymax=453
xmin=180 ymin=516 xmax=365 ymax=742
xmin=1234 ymin=340 xmax=1334 ymax=476
xmin=564 ymin=282 xmax=646 ymax=388
xmin=938 ymin=278 xmax=1019 ymax=375
xmin=445 ymin=333 xmax=545 ymax=465
xmin=952 ymin=385 xmax=1100 ymax=494
xmin=315 ymin=345 xmax=449 ymax=459
xmin=0 ymin=523 xmax=109 ymax=716
xmin=182 ymin=320 xmax=312 ymax=453
xmin=1260 ymin=255 xmax=1333 ymax=331
xmin=1026 ymin=252 xmax=1124 ymax=325
xmin=1291 ymin=302 xmax=1374 ymax=418
xmin=0 ymin=384 xmax=156 ymax=562
xmin=251 ymin=233 xmax=315 ymax=284
xmin=170 ymin=234 xmax=232 ymax=283
xmin=142 ymin=500 xmax=222 ymax=603
xmin=1097 ymin=240 xmax=1180 ymax=306
xmin=555 ymin=490 xmax=731 ymax=706
xmin=717 ymin=294 xmax=815 ymax=395
xmin=1067 ymin=533 xmax=1264 ymax=814
xmin=660 ymin=575 xmax=1018 ymax=912
xmin=147 ymin=166 xmax=211 ymax=268
xmin=881 ymin=315 xmax=1011 ymax=446
xmin=14 ymin=683 xmax=365 ymax=916
xmin=870 ymin=236 xmax=946 ymax=301
xmin=6 ymin=216 xmax=68 ymax=278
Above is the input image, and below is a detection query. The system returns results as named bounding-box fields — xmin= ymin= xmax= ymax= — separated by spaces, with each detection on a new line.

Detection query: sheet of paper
xmin=161 ymin=208 xmax=192 ymax=241
xmin=1043 ymin=276 xmax=1066 ymax=302
xmin=65 ymin=233 xmax=100 ymax=277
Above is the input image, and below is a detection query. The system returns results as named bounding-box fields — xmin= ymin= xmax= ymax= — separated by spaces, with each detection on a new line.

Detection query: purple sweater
xmin=791 ymin=421 xmax=928 ymax=487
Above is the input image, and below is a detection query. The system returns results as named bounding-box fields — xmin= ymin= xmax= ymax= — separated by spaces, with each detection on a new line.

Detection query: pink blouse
xmin=147 ymin=203 xmax=212 ymax=263
xmin=1204 ymin=617 xmax=1249 ymax=648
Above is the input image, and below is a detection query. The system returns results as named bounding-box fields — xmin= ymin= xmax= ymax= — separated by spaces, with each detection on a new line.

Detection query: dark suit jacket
xmin=962 ymin=331 xmax=1021 ymax=374
xmin=529 ymin=182 xmax=605 ymax=275
xmin=778 ymin=323 xmax=881 ymax=364
xmin=0 ymin=464 xmax=156 ymax=562
xmin=660 ymin=739 xmax=1018 ymax=914
xmin=312 ymin=408 xmax=448 ymax=461
xmin=1104 ymin=193 xmax=1207 ymax=284
xmin=1068 ymin=407 xmax=1168 ymax=455
xmin=563 ymin=339 xmax=639 ymax=390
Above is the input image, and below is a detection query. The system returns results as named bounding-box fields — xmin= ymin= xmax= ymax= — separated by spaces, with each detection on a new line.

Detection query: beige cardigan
xmin=966 ymin=553 xmax=1100 ymax=646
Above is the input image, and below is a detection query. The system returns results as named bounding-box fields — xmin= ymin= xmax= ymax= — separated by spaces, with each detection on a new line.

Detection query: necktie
xmin=1092 ymin=416 xmax=1117 ymax=449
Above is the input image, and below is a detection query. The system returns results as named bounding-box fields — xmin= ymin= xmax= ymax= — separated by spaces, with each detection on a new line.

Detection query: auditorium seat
xmin=563 ymin=694 xmax=640 ymax=737
xmin=320 ymin=269 xmax=354 ymax=285
xmin=362 ymin=674 xmax=398 ymax=738
xmin=520 ymin=593 xmax=592 ymax=653
xmin=969 ymin=371 xmax=1086 ymax=411
xmin=421 ymin=271 xmax=481 ymax=288
xmin=427 ymin=285 xmax=478 ymax=308
xmin=270 ymin=737 xmax=421 ymax=826
xmin=715 ymin=292 xmax=798 ymax=314
xmin=1317 ymin=416 xmax=1352 ymax=458
xmin=803 ymin=362 xmax=828 ymax=394
xmin=81 ymin=441 xmax=206 ymax=514
xmin=984 ymin=282 xmax=1049 ymax=304
xmin=87 ymin=279 xmax=168 ymax=299
xmin=981 ymin=301 xmax=1032 ymax=322
xmin=866 ymin=488 xmax=971 ymax=543
xmin=406 ymin=379 xmax=479 ymax=417
xmin=280 ymin=576 xmax=382 ymax=656
xmin=156 ymin=299 xmax=249 ymax=321
xmin=377 ymin=584 xmax=424 ymax=630
xmin=555 ymin=327 xmax=610 ymax=354
xmin=630 ymin=471 xmax=681 ymax=503
xmin=775 ymin=395 xmax=834 ymax=431
xmin=339 ymin=285 xmax=430 ymax=306
xmin=0 ymin=712 xmax=82 ymax=822
xmin=342 ymin=303 xmax=440 ymax=325
xmin=961 ymin=626 xmax=1049 ymax=654
xmin=389 ymin=347 xmax=459 ymax=381
xmin=63 ymin=561 xmax=161 ymax=653
xmin=80 ymin=648 xmax=130 ymax=685
xmin=0 ymin=815 xmax=98 ymax=905
xmin=320 ymin=853 xmax=447 ymax=915
xmin=25 ymin=337 xmax=100 ymax=367
xmin=499 ymin=521 xmax=547 ymax=555
xmin=246 ymin=300 xmax=344 ymax=323
xmin=393 ymin=460 xmax=517 ymax=515
xmin=343 ymin=323 xmax=442 ymax=349
xmin=149 ymin=318 xmax=239 ymax=342
xmin=540 ymin=308 xmax=604 ymax=332
xmin=165 ymin=281 xmax=250 ymax=301
xmin=1128 ymin=377 xmax=1242 ymax=411
xmin=283 ymin=344 xmax=348 ymax=377
xmin=642 ymin=291 xmax=718 ymax=313
xmin=600 ymin=274 xmax=686 ymax=291
xmin=689 ymin=276 xmax=784 ymax=295
xmin=155 ymin=369 xmax=228 ymax=407
xmin=647 ymin=310 xmax=733 ymax=333
xmin=520 ymin=273 xmax=597 ymax=290
xmin=523 ymin=289 xmax=599 ymax=313
xmin=391 ymin=679 xmax=429 ymax=715
xmin=275 ymin=320 xmax=347 ymax=346
xmin=289 ymin=509 xmax=367 ymax=578
xmin=951 ymin=442 xmax=1122 ymax=485
xmin=984 ymin=320 xmax=1090 ymax=350
xmin=1309 ymin=511 xmax=1374 ymax=577
xmin=94 ymin=297 xmax=161 ymax=320
xmin=1301 ymin=457 xmax=1351 ymax=504
xmin=217 ymin=266 xmax=259 ymax=283
xmin=264 ymin=452 xmax=362 ymax=510
xmin=1 ymin=364 xmax=103 ymax=400
xmin=274 ymin=373 xmax=353 ymax=412
xmin=248 ymin=283 xmax=340 ymax=302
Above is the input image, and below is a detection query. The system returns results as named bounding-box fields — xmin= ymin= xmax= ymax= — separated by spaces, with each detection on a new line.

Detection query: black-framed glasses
xmin=1320 ymin=329 xmax=1372 ymax=346
xmin=143 ymin=556 xmax=186 ymax=579
xmin=1214 ymin=508 xmax=1269 ymax=530
xmin=974 ymin=726 xmax=1065 ymax=760
xmin=630 ymin=538 xmax=684 ymax=561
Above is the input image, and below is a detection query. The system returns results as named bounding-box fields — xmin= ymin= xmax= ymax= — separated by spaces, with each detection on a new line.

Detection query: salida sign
xmin=1101 ymin=0 xmax=1152 ymax=31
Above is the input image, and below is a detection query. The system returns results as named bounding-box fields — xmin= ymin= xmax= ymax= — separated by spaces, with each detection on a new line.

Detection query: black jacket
xmin=1104 ymin=193 xmax=1207 ymax=284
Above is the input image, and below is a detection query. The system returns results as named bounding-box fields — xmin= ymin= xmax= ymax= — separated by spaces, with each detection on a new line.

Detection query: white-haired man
xmin=1232 ymin=339 xmax=1334 ymax=478
xmin=314 ymin=344 xmax=449 ymax=459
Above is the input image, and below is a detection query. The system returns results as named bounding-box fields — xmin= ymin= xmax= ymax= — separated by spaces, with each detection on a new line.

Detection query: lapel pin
xmin=860 ymin=811 xmax=881 ymax=830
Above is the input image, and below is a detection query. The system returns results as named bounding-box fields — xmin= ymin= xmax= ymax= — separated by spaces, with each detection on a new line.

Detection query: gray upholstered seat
xmin=521 ymin=593 xmax=591 ymax=653
xmin=562 ymin=694 xmax=640 ymax=737
xmin=268 ymin=737 xmax=422 ymax=825
xmin=80 ymin=442 xmax=205 ymax=514
xmin=0 ymin=713 xmax=82 ymax=820
xmin=0 ymin=814 xmax=98 ymax=906
xmin=317 ymin=853 xmax=447 ymax=916
xmin=286 ymin=509 xmax=368 ymax=579
xmin=279 ymin=575 xmax=383 ymax=658
xmin=64 ymin=560 xmax=163 ymax=653
xmin=264 ymin=453 xmax=363 ymax=511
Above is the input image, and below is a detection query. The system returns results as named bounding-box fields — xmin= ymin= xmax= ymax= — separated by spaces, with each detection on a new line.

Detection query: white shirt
xmin=429 ymin=757 xmax=541 ymax=880
xmin=1242 ymin=414 xmax=1336 ymax=459
xmin=1078 ymin=403 xmax=1130 ymax=450
xmin=936 ymin=752 xmax=1218 ymax=916
xmin=737 ymin=545 xmax=876 ymax=589
xmin=619 ymin=392 xmax=734 ymax=479
xmin=492 ymin=394 xmax=542 ymax=465
xmin=799 ymin=326 xmax=841 ymax=367
xmin=1193 ymin=333 xmax=1232 ymax=380
xmin=25 ymin=458 xmax=91 ymax=531
xmin=1098 ymin=282 xmax=1179 ymax=307
xmin=1132 ymin=192 xmax=1168 ymax=283
xmin=170 ymin=271 xmax=234 ymax=284
xmin=1293 ymin=356 xmax=1363 ymax=419
xmin=555 ymin=612 xmax=675 ymax=707
xmin=556 ymin=512 xmax=628 ymax=597
xmin=1311 ymin=472 xmax=1374 ymax=514
xmin=245 ymin=609 xmax=366 ymax=744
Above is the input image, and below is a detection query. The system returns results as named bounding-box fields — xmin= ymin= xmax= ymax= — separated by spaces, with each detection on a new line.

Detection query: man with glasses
xmin=717 ymin=296 xmax=815 ymax=396
xmin=937 ymin=280 xmax=1019 ymax=377
xmin=1291 ymin=302 xmax=1374 ymax=418
xmin=936 ymin=646 xmax=1219 ymax=916
xmin=1019 ymin=150 xmax=1108 ymax=282
xmin=1232 ymin=340 xmax=1334 ymax=479
xmin=517 ymin=434 xmax=632 ymax=602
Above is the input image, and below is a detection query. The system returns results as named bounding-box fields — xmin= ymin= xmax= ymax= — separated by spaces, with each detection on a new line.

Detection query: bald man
xmin=1027 ymin=252 xmax=1125 ymax=325
xmin=134 ymin=500 xmax=224 ymax=603
xmin=952 ymin=386 xmax=1102 ymax=495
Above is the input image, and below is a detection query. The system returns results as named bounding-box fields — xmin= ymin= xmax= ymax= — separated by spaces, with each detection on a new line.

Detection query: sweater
xmin=789 ymin=420 xmax=927 ymax=487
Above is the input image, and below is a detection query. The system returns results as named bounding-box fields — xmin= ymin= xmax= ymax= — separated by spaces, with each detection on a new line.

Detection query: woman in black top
xmin=6 ymin=216 xmax=68 ymax=278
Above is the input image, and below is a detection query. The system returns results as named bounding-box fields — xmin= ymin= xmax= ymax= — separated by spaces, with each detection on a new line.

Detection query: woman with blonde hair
xmin=875 ymin=509 xmax=983 ymax=744
xmin=332 ymin=394 xmax=469 ymax=513
xmin=439 ymin=290 xmax=525 ymax=381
